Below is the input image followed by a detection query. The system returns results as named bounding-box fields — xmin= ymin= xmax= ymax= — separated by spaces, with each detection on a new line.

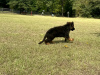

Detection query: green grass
xmin=0 ymin=13 xmax=100 ymax=75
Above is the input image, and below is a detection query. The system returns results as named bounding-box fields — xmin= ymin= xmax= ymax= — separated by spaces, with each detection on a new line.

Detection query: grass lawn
xmin=0 ymin=13 xmax=100 ymax=75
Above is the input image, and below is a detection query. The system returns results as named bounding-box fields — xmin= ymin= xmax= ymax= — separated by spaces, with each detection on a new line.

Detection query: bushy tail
xmin=38 ymin=35 xmax=46 ymax=44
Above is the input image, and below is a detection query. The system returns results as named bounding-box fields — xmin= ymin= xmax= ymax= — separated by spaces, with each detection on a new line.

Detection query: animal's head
xmin=67 ymin=22 xmax=75 ymax=31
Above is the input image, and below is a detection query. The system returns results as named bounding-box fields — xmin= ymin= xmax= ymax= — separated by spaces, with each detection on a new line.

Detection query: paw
xmin=45 ymin=43 xmax=50 ymax=45
xmin=50 ymin=41 xmax=54 ymax=44
xmin=69 ymin=38 xmax=74 ymax=41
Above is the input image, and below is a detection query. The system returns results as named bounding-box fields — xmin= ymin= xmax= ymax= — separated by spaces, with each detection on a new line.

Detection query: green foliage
xmin=90 ymin=0 xmax=100 ymax=18
xmin=1 ymin=0 xmax=100 ymax=18
xmin=8 ymin=0 xmax=36 ymax=13
xmin=73 ymin=0 xmax=100 ymax=18
xmin=63 ymin=0 xmax=73 ymax=17
xmin=0 ymin=0 xmax=9 ymax=8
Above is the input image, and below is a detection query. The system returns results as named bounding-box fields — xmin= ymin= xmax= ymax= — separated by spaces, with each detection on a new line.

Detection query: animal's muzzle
xmin=71 ymin=28 xmax=75 ymax=31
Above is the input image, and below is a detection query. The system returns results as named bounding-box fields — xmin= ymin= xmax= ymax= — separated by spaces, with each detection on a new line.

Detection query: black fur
xmin=39 ymin=22 xmax=75 ymax=44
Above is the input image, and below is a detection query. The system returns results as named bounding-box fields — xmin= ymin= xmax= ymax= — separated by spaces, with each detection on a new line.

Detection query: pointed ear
xmin=72 ymin=21 xmax=74 ymax=24
xmin=67 ymin=22 xmax=70 ymax=24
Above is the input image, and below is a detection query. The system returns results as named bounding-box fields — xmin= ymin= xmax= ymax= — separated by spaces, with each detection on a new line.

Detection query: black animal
xmin=39 ymin=22 xmax=75 ymax=44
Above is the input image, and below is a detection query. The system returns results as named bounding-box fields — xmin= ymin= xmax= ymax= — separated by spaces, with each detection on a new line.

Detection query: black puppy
xmin=39 ymin=22 xmax=75 ymax=44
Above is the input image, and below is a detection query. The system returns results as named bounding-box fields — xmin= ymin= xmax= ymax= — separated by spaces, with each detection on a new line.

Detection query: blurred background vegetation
xmin=0 ymin=0 xmax=100 ymax=18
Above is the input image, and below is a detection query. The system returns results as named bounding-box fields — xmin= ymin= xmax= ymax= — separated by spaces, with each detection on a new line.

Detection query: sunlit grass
xmin=0 ymin=13 xmax=100 ymax=75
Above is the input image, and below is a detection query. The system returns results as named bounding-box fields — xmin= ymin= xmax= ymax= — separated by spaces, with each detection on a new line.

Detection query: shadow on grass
xmin=91 ymin=33 xmax=100 ymax=37
xmin=53 ymin=40 xmax=73 ymax=44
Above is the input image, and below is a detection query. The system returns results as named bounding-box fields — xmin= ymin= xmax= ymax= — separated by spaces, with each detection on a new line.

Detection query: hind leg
xmin=45 ymin=39 xmax=51 ymax=45
xmin=49 ymin=37 xmax=55 ymax=44
xmin=45 ymin=37 xmax=54 ymax=45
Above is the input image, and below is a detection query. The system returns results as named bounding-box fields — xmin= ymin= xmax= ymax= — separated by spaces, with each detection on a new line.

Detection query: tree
xmin=73 ymin=0 xmax=92 ymax=17
xmin=60 ymin=0 xmax=65 ymax=16
xmin=6 ymin=0 xmax=100 ymax=18
xmin=63 ymin=0 xmax=74 ymax=17
xmin=8 ymin=0 xmax=35 ymax=13
xmin=73 ymin=0 xmax=100 ymax=18
xmin=0 ymin=0 xmax=9 ymax=8
xmin=90 ymin=0 xmax=100 ymax=18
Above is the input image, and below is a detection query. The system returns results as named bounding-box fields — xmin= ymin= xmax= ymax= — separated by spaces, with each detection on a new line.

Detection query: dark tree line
xmin=0 ymin=0 xmax=100 ymax=18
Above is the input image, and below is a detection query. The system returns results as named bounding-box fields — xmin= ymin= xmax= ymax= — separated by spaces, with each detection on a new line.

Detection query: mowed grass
xmin=0 ymin=13 xmax=100 ymax=75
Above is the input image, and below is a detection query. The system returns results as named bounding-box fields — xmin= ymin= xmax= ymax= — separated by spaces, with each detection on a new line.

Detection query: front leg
xmin=65 ymin=32 xmax=70 ymax=42
xmin=65 ymin=32 xmax=74 ymax=42
xmin=65 ymin=37 xmax=74 ymax=42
